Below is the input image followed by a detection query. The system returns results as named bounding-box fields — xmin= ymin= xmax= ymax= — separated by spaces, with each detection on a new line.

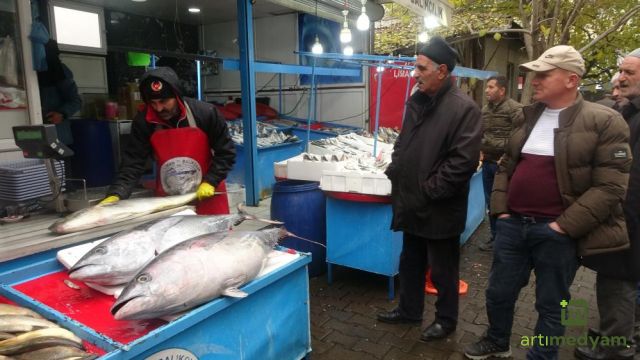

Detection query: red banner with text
xmin=369 ymin=63 xmax=415 ymax=132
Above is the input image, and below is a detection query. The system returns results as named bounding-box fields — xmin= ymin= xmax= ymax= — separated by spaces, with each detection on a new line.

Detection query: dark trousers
xmin=481 ymin=161 xmax=499 ymax=240
xmin=398 ymin=233 xmax=460 ymax=330
xmin=595 ymin=273 xmax=636 ymax=342
xmin=485 ymin=217 xmax=578 ymax=360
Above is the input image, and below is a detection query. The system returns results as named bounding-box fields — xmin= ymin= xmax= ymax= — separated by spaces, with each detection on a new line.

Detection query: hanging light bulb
xmin=376 ymin=66 xmax=385 ymax=73
xmin=424 ymin=15 xmax=440 ymax=29
xmin=418 ymin=31 xmax=429 ymax=43
xmin=340 ymin=10 xmax=352 ymax=43
xmin=343 ymin=45 xmax=354 ymax=56
xmin=311 ymin=35 xmax=323 ymax=54
xmin=356 ymin=0 xmax=370 ymax=31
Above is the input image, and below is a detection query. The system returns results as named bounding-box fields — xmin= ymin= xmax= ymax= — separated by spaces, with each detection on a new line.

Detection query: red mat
xmin=2 ymin=270 xmax=167 ymax=354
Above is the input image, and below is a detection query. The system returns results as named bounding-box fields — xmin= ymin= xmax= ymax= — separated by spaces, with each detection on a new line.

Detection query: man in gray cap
xmin=465 ymin=45 xmax=631 ymax=359
xmin=377 ymin=36 xmax=482 ymax=342
xmin=577 ymin=48 xmax=640 ymax=360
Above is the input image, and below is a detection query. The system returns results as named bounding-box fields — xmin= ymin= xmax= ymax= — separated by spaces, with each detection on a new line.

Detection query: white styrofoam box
xmin=274 ymin=159 xmax=289 ymax=179
xmin=320 ymin=171 xmax=391 ymax=196
xmin=287 ymin=158 xmax=343 ymax=182
xmin=308 ymin=143 xmax=336 ymax=156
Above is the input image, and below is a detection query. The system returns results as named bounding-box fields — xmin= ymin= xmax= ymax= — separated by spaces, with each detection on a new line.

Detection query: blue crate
xmin=0 ymin=246 xmax=311 ymax=360
xmin=227 ymin=141 xmax=304 ymax=199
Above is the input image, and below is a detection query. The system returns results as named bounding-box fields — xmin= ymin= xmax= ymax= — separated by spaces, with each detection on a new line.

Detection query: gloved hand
xmin=99 ymin=195 xmax=120 ymax=205
xmin=196 ymin=182 xmax=215 ymax=201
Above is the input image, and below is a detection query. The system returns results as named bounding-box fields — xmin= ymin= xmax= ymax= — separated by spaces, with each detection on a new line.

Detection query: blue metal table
xmin=0 ymin=245 xmax=311 ymax=359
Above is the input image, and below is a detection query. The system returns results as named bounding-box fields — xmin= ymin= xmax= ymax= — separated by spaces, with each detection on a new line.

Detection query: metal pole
xmin=401 ymin=71 xmax=412 ymax=127
xmin=373 ymin=63 xmax=383 ymax=157
xmin=305 ymin=58 xmax=317 ymax=152
xmin=237 ymin=0 xmax=259 ymax=205
xmin=150 ymin=54 xmax=156 ymax=68
xmin=278 ymin=73 xmax=283 ymax=115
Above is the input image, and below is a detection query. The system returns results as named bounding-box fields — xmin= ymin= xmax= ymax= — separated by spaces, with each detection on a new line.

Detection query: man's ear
xmin=438 ymin=64 xmax=448 ymax=79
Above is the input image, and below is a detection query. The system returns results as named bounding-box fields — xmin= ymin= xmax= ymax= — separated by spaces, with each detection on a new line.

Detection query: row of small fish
xmin=111 ymin=227 xmax=289 ymax=320
xmin=0 ymin=304 xmax=95 ymax=359
xmin=228 ymin=122 xmax=299 ymax=147
xmin=69 ymin=205 xmax=281 ymax=286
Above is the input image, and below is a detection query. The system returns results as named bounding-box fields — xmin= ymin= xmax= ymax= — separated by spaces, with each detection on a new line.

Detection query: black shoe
xmin=575 ymin=345 xmax=635 ymax=360
xmin=376 ymin=308 xmax=422 ymax=325
xmin=419 ymin=321 xmax=455 ymax=341
xmin=464 ymin=337 xmax=511 ymax=359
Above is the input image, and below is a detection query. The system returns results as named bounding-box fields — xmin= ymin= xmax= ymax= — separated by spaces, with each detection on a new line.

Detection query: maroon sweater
xmin=507 ymin=153 xmax=564 ymax=217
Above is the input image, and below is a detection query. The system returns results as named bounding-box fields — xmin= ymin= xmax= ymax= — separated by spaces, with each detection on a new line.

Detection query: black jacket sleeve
xmin=196 ymin=103 xmax=236 ymax=187
xmin=107 ymin=112 xmax=152 ymax=199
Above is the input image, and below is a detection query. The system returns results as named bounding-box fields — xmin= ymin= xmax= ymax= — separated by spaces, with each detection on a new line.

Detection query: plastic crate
xmin=0 ymin=159 xmax=65 ymax=201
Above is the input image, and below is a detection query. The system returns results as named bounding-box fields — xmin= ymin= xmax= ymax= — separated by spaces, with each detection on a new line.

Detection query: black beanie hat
xmin=140 ymin=77 xmax=176 ymax=100
xmin=417 ymin=36 xmax=457 ymax=72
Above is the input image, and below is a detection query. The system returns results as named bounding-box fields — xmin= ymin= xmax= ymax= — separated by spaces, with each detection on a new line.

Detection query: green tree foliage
xmin=376 ymin=0 xmax=639 ymax=100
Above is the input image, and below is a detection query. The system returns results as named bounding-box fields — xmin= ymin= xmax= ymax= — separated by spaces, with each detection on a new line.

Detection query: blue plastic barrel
xmin=69 ymin=119 xmax=115 ymax=187
xmin=271 ymin=180 xmax=326 ymax=277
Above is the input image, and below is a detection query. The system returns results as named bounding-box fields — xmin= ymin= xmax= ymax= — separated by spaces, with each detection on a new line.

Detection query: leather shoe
xmin=420 ymin=322 xmax=455 ymax=342
xmin=575 ymin=345 xmax=634 ymax=360
xmin=376 ymin=308 xmax=421 ymax=325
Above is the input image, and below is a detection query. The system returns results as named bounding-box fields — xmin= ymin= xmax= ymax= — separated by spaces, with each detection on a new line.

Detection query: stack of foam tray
xmin=0 ymin=159 xmax=65 ymax=201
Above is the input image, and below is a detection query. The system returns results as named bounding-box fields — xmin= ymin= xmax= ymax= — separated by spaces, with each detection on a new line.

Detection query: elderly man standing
xmin=377 ymin=36 xmax=482 ymax=342
xmin=576 ymin=48 xmax=640 ymax=360
xmin=479 ymin=75 xmax=523 ymax=251
xmin=464 ymin=45 xmax=631 ymax=360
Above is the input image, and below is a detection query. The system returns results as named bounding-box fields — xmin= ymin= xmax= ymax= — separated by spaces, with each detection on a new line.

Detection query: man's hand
xmin=46 ymin=111 xmax=64 ymax=124
xmin=99 ymin=195 xmax=120 ymax=206
xmin=196 ymin=182 xmax=215 ymax=201
xmin=549 ymin=221 xmax=566 ymax=234
xmin=498 ymin=214 xmax=511 ymax=219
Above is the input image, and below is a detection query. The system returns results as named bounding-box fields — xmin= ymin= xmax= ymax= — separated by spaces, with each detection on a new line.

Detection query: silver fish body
xmin=0 ymin=316 xmax=58 ymax=333
xmin=0 ymin=305 xmax=42 ymax=319
xmin=13 ymin=345 xmax=96 ymax=360
xmin=111 ymin=228 xmax=286 ymax=320
xmin=0 ymin=328 xmax=83 ymax=356
xmin=69 ymin=213 xmax=249 ymax=286
xmin=49 ymin=193 xmax=197 ymax=234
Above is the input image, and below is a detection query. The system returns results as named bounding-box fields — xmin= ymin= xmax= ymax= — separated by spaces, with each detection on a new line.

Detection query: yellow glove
xmin=196 ymin=182 xmax=215 ymax=201
xmin=99 ymin=195 xmax=120 ymax=205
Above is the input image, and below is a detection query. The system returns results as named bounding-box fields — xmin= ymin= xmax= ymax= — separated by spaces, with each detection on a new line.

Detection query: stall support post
xmin=278 ymin=73 xmax=283 ymax=115
xmin=401 ymin=72 xmax=412 ymax=126
xmin=237 ymin=0 xmax=259 ymax=206
xmin=372 ymin=63 xmax=384 ymax=157
xmin=305 ymin=58 xmax=318 ymax=152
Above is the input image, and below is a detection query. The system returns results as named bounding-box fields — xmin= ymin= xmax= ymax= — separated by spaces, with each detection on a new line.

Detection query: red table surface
xmin=1 ymin=270 xmax=167 ymax=354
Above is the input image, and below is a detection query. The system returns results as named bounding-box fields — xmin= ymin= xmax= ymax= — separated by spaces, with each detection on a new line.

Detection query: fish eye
xmin=93 ymin=246 xmax=107 ymax=255
xmin=137 ymin=273 xmax=151 ymax=283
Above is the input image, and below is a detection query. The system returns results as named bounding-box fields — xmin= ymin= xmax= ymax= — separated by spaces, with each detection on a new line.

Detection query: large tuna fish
xmin=111 ymin=228 xmax=288 ymax=320
xmin=68 ymin=207 xmax=278 ymax=286
xmin=49 ymin=193 xmax=197 ymax=234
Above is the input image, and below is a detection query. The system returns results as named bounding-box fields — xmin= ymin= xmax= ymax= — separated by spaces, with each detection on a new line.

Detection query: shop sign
xmin=392 ymin=0 xmax=453 ymax=27
xmin=145 ymin=348 xmax=198 ymax=360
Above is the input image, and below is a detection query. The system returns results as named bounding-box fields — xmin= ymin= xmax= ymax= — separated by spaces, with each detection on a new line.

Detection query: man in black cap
xmin=101 ymin=67 xmax=235 ymax=215
xmin=377 ymin=36 xmax=482 ymax=342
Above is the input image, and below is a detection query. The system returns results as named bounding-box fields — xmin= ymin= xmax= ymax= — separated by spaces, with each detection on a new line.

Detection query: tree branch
xmin=448 ymin=29 xmax=532 ymax=45
xmin=579 ymin=4 xmax=640 ymax=52
xmin=560 ymin=0 xmax=584 ymax=43
xmin=547 ymin=0 xmax=561 ymax=46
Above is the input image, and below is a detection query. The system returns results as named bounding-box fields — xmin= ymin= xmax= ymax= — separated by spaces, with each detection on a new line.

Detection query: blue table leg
xmin=388 ymin=276 xmax=394 ymax=300
xmin=327 ymin=263 xmax=333 ymax=285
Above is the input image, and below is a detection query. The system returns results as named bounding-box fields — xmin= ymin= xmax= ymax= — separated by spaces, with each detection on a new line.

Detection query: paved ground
xmin=307 ymin=221 xmax=601 ymax=360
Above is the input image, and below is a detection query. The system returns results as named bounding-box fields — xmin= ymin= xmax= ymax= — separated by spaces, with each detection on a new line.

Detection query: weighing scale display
xmin=14 ymin=129 xmax=44 ymax=141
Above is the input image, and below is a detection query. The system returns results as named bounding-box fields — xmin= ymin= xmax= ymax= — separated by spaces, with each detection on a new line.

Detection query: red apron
xmin=149 ymin=103 xmax=229 ymax=215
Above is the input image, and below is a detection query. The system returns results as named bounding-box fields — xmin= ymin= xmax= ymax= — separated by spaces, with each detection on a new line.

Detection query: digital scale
xmin=12 ymin=125 xmax=74 ymax=212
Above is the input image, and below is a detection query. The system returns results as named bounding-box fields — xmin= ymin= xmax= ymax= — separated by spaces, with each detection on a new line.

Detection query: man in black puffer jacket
xmin=377 ymin=37 xmax=482 ymax=343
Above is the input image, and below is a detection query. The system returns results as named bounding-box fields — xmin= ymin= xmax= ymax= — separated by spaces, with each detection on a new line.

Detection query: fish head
xmin=69 ymin=230 xmax=156 ymax=285
xmin=111 ymin=249 xmax=199 ymax=320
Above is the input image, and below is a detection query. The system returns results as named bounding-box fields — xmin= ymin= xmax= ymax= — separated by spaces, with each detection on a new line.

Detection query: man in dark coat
xmin=377 ymin=36 xmax=482 ymax=342
xmin=577 ymin=48 xmax=640 ymax=360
